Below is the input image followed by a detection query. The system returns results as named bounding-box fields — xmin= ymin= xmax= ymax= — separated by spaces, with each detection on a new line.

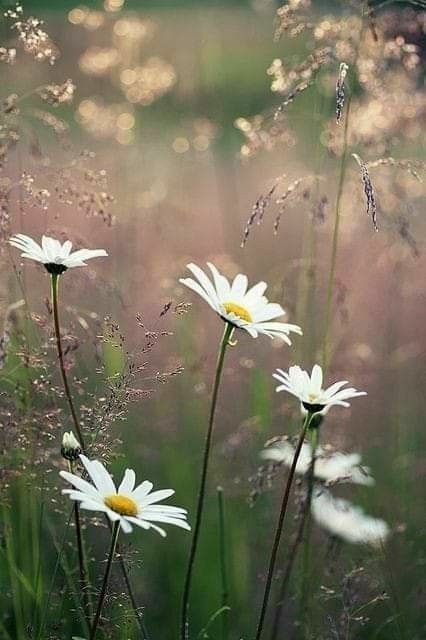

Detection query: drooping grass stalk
xmin=217 ymin=486 xmax=230 ymax=640
xmin=50 ymin=273 xmax=85 ymax=449
xmin=89 ymin=521 xmax=120 ymax=640
xmin=269 ymin=422 xmax=320 ymax=640
xmin=181 ymin=322 xmax=234 ymax=640
xmin=254 ymin=412 xmax=315 ymax=640
xmin=322 ymin=7 xmax=368 ymax=371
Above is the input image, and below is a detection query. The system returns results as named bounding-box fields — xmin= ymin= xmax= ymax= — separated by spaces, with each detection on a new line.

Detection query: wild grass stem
xmin=254 ymin=411 xmax=315 ymax=640
xmin=217 ymin=486 xmax=230 ymax=640
xmin=181 ymin=322 xmax=234 ymax=640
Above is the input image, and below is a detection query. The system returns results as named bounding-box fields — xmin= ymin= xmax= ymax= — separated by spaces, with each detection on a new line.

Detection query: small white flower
xmin=262 ymin=441 xmax=374 ymax=486
xmin=179 ymin=262 xmax=302 ymax=344
xmin=60 ymin=455 xmax=191 ymax=536
xmin=273 ymin=364 xmax=366 ymax=414
xmin=61 ymin=431 xmax=82 ymax=461
xmin=9 ymin=234 xmax=108 ymax=274
xmin=311 ymin=487 xmax=389 ymax=547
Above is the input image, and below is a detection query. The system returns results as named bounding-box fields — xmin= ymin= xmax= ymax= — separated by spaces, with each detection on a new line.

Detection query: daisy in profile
xmin=9 ymin=233 xmax=108 ymax=274
xmin=179 ymin=262 xmax=302 ymax=344
xmin=60 ymin=454 xmax=191 ymax=536
xmin=273 ymin=363 xmax=366 ymax=415
xmin=311 ymin=487 xmax=389 ymax=547
xmin=262 ymin=440 xmax=374 ymax=486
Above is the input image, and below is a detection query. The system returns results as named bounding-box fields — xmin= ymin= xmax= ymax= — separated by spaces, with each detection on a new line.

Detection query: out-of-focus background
xmin=1 ymin=1 xmax=425 ymax=638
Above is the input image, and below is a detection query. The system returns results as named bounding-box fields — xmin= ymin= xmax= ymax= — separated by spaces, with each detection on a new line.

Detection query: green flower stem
xmin=269 ymin=422 xmax=320 ymax=640
xmin=69 ymin=461 xmax=93 ymax=629
xmin=50 ymin=273 xmax=85 ymax=450
xmin=180 ymin=321 xmax=234 ymax=640
xmin=89 ymin=521 xmax=120 ymax=640
xmin=254 ymin=411 xmax=314 ymax=640
xmin=299 ymin=426 xmax=319 ymax=636
xmin=217 ymin=486 xmax=230 ymax=640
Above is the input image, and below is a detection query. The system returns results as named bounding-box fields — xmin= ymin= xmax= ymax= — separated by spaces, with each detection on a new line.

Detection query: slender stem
xmin=217 ymin=486 xmax=230 ymax=640
xmin=180 ymin=322 xmax=234 ymax=640
xmin=69 ymin=461 xmax=93 ymax=628
xmin=254 ymin=412 xmax=314 ymax=640
xmin=269 ymin=492 xmax=310 ymax=640
xmin=299 ymin=427 xmax=319 ymax=637
xmin=50 ymin=273 xmax=85 ymax=449
xmin=89 ymin=521 xmax=120 ymax=640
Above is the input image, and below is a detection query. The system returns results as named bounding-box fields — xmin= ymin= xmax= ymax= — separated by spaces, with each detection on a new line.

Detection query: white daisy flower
xmin=60 ymin=454 xmax=191 ymax=536
xmin=273 ymin=364 xmax=366 ymax=414
xmin=262 ymin=441 xmax=374 ymax=486
xmin=179 ymin=262 xmax=302 ymax=344
xmin=311 ymin=487 xmax=389 ymax=547
xmin=9 ymin=233 xmax=108 ymax=274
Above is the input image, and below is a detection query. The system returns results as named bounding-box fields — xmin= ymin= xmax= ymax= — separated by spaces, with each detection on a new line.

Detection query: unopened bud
xmin=61 ymin=431 xmax=81 ymax=461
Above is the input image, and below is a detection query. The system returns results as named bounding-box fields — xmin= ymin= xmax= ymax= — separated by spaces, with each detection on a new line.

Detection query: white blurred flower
xmin=60 ymin=454 xmax=191 ymax=536
xmin=311 ymin=487 xmax=389 ymax=547
xmin=9 ymin=234 xmax=108 ymax=274
xmin=261 ymin=440 xmax=374 ymax=486
xmin=179 ymin=262 xmax=302 ymax=344
xmin=61 ymin=431 xmax=81 ymax=461
xmin=273 ymin=363 xmax=366 ymax=414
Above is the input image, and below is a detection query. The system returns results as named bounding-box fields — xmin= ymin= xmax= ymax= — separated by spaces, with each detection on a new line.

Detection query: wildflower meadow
xmin=0 ymin=1 xmax=425 ymax=639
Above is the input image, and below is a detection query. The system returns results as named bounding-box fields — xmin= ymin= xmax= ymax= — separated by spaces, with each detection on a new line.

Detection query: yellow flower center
xmin=223 ymin=302 xmax=252 ymax=323
xmin=308 ymin=393 xmax=320 ymax=403
xmin=104 ymin=494 xmax=138 ymax=517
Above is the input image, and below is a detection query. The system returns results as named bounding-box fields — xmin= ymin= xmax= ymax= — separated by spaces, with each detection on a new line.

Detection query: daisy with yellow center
xmin=179 ymin=262 xmax=302 ymax=343
xmin=60 ymin=454 xmax=191 ymax=536
xmin=273 ymin=364 xmax=367 ymax=415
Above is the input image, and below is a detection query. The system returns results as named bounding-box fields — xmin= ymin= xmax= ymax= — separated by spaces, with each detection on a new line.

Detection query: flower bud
xmin=61 ymin=431 xmax=81 ymax=461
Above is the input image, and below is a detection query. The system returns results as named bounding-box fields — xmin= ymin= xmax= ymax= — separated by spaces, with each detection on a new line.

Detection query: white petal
xmin=138 ymin=489 xmax=175 ymax=508
xmin=59 ymin=469 xmax=100 ymax=500
xmin=118 ymin=469 xmax=136 ymax=495
xmin=230 ymin=273 xmax=248 ymax=298
xmin=120 ymin=517 xmax=133 ymax=534
xmin=310 ymin=365 xmax=323 ymax=392
xmin=79 ymin=455 xmax=116 ymax=496
xmin=179 ymin=278 xmax=219 ymax=312
xmin=127 ymin=517 xmax=167 ymax=537
xmin=131 ymin=480 xmax=154 ymax=501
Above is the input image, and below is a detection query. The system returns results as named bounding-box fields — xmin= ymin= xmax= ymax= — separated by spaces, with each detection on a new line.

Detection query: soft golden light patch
xmin=223 ymin=302 xmax=252 ymax=323
xmin=104 ymin=494 xmax=138 ymax=516
xmin=308 ymin=393 xmax=320 ymax=403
